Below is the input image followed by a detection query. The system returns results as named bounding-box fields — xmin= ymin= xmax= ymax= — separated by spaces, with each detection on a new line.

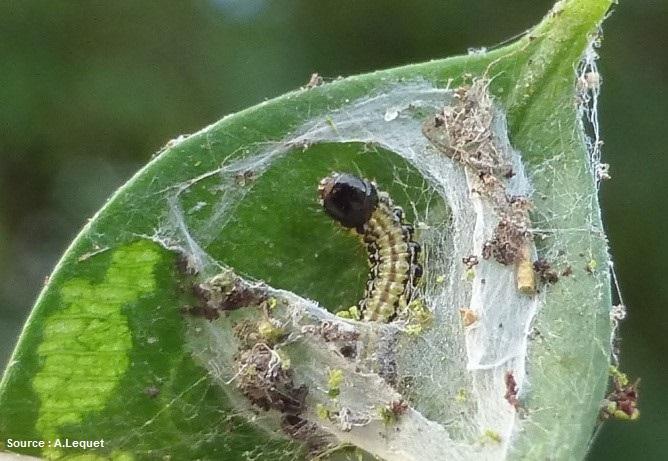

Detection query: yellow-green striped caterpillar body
xmin=318 ymin=172 xmax=422 ymax=322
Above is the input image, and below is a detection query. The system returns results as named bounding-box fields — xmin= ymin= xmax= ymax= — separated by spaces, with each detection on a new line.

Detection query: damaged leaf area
xmin=0 ymin=0 xmax=620 ymax=460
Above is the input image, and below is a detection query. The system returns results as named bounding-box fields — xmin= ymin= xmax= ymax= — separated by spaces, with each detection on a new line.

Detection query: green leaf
xmin=1 ymin=0 xmax=615 ymax=460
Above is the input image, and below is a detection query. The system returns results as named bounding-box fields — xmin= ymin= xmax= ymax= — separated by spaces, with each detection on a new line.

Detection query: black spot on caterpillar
xmin=318 ymin=172 xmax=422 ymax=322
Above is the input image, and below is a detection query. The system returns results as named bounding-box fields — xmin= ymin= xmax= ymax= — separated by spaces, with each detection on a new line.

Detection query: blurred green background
xmin=1 ymin=1 xmax=665 ymax=459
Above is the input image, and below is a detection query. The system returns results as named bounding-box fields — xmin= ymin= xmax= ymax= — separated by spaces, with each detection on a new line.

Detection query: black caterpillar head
xmin=318 ymin=173 xmax=378 ymax=229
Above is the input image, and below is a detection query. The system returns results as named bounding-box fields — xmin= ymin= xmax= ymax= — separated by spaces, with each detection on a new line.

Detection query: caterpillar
xmin=318 ymin=172 xmax=422 ymax=322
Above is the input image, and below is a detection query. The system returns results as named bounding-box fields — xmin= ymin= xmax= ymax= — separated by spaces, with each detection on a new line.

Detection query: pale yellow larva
xmin=319 ymin=173 xmax=422 ymax=322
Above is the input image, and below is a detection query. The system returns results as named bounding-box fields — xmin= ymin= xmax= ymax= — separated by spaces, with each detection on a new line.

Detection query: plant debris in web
xmin=422 ymin=79 xmax=537 ymax=293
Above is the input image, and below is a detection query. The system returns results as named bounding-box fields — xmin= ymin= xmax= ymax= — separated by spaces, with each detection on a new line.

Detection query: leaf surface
xmin=1 ymin=1 xmax=615 ymax=459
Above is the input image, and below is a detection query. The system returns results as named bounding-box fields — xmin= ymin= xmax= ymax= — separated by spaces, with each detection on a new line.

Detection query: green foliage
xmin=0 ymin=1 xmax=616 ymax=459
